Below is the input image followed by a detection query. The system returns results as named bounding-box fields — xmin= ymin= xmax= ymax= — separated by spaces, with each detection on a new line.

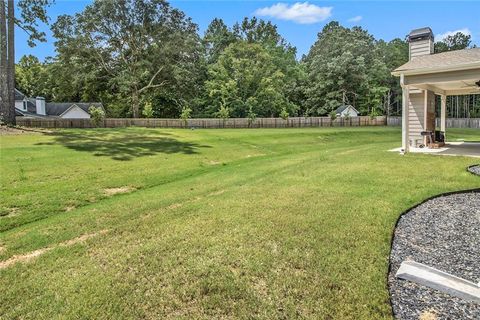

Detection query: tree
xmin=304 ymin=22 xmax=389 ymax=115
xmin=435 ymin=32 xmax=472 ymax=53
xmin=247 ymin=106 xmax=256 ymax=127
xmin=142 ymin=102 xmax=154 ymax=118
xmin=216 ymin=104 xmax=230 ymax=127
xmin=180 ymin=105 xmax=192 ymax=126
xmin=52 ymin=0 xmax=202 ymax=118
xmin=206 ymin=41 xmax=297 ymax=118
xmin=0 ymin=0 xmax=52 ymax=125
xmin=15 ymin=54 xmax=48 ymax=97
xmin=203 ymin=18 xmax=237 ymax=64
xmin=89 ymin=106 xmax=105 ymax=127
xmin=280 ymin=107 xmax=289 ymax=120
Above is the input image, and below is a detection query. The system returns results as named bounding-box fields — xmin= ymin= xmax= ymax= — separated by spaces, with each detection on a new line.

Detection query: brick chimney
xmin=36 ymin=97 xmax=46 ymax=115
xmin=408 ymin=27 xmax=434 ymax=60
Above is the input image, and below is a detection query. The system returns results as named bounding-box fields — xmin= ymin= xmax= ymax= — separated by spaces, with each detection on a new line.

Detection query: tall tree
xmin=206 ymin=41 xmax=296 ymax=117
xmin=203 ymin=18 xmax=236 ymax=64
xmin=0 ymin=0 xmax=52 ymax=125
xmin=304 ymin=22 xmax=389 ymax=115
xmin=435 ymin=32 xmax=472 ymax=53
xmin=52 ymin=0 xmax=202 ymax=118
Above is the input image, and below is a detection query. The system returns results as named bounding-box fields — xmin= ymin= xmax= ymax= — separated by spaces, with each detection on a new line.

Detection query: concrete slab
xmin=396 ymin=260 xmax=480 ymax=303
xmin=390 ymin=142 xmax=480 ymax=158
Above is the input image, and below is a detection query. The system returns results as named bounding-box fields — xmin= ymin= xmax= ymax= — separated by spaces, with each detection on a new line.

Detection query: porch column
xmin=440 ymin=95 xmax=446 ymax=141
xmin=401 ymin=83 xmax=410 ymax=152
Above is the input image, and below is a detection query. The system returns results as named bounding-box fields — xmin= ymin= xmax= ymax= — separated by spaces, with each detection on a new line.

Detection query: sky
xmin=15 ymin=0 xmax=480 ymax=62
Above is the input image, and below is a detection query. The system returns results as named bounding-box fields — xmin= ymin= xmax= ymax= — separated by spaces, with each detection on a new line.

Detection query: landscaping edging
xmin=387 ymin=188 xmax=480 ymax=320
xmin=467 ymin=164 xmax=480 ymax=176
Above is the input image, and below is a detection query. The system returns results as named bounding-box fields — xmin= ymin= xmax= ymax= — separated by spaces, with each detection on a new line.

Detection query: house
xmin=335 ymin=105 xmax=359 ymax=117
xmin=392 ymin=27 xmax=480 ymax=153
xmin=14 ymin=89 xmax=104 ymax=119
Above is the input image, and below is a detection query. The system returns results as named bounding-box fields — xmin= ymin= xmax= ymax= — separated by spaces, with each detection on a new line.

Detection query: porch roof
xmin=392 ymin=48 xmax=480 ymax=96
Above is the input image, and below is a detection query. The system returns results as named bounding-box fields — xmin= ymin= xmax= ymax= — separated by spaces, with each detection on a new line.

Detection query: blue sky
xmin=15 ymin=0 xmax=480 ymax=62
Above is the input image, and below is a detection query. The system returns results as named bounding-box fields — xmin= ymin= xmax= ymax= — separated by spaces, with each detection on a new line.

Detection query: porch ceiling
xmin=404 ymin=68 xmax=480 ymax=96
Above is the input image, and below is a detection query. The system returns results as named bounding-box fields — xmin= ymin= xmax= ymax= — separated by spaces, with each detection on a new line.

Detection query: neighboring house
xmin=335 ymin=105 xmax=359 ymax=117
xmin=14 ymin=89 xmax=104 ymax=119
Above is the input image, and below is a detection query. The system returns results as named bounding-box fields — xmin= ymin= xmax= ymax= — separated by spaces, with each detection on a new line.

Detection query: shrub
xmin=247 ymin=106 xmax=256 ymax=127
xmin=180 ymin=106 xmax=192 ymax=127
xmin=216 ymin=105 xmax=230 ymax=127
xmin=329 ymin=110 xmax=337 ymax=121
xmin=89 ymin=106 xmax=105 ymax=127
xmin=142 ymin=102 xmax=154 ymax=118
xmin=280 ymin=107 xmax=289 ymax=120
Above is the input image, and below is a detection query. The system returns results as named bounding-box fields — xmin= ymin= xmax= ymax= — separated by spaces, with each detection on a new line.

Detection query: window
xmin=23 ymin=100 xmax=27 ymax=111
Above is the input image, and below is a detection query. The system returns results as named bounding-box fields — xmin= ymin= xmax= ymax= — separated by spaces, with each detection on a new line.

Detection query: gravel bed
xmin=389 ymin=192 xmax=480 ymax=320
xmin=468 ymin=165 xmax=480 ymax=176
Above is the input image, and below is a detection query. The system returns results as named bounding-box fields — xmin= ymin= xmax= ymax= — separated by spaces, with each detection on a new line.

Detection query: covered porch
xmin=392 ymin=27 xmax=480 ymax=155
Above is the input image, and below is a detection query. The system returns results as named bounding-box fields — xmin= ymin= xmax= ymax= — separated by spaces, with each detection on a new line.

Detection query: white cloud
xmin=254 ymin=2 xmax=332 ymax=24
xmin=348 ymin=16 xmax=362 ymax=23
xmin=436 ymin=28 xmax=472 ymax=41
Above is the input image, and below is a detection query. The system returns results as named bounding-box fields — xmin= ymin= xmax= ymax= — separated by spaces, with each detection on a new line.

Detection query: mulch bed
xmin=468 ymin=165 xmax=480 ymax=176
xmin=388 ymin=191 xmax=480 ymax=320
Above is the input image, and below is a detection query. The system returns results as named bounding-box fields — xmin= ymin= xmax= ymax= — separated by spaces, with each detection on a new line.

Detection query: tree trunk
xmin=6 ymin=0 xmax=14 ymax=125
xmin=132 ymin=89 xmax=139 ymax=118
xmin=0 ymin=0 xmax=9 ymax=124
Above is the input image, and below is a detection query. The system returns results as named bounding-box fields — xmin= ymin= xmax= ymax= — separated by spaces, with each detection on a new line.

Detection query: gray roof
xmin=335 ymin=105 xmax=357 ymax=114
xmin=15 ymin=89 xmax=25 ymax=101
xmin=45 ymin=103 xmax=104 ymax=116
xmin=14 ymin=87 xmax=104 ymax=117
xmin=394 ymin=48 xmax=480 ymax=73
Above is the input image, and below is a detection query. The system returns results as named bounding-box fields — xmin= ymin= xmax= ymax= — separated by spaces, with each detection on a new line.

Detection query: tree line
xmin=3 ymin=0 xmax=477 ymax=124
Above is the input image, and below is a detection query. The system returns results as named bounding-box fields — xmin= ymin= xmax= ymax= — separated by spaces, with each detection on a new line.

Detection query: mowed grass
xmin=0 ymin=127 xmax=479 ymax=319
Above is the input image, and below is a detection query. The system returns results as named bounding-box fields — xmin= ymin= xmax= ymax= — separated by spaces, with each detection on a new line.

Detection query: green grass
xmin=0 ymin=127 xmax=479 ymax=319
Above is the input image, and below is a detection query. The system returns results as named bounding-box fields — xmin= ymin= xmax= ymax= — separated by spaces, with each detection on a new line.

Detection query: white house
xmin=335 ymin=105 xmax=359 ymax=117
xmin=14 ymin=89 xmax=104 ymax=119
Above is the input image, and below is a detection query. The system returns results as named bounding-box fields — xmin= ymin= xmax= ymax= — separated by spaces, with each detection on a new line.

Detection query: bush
xmin=329 ymin=110 xmax=337 ymax=121
xmin=142 ymin=102 xmax=154 ymax=118
xmin=180 ymin=106 xmax=192 ymax=127
xmin=247 ymin=106 xmax=256 ymax=127
xmin=216 ymin=105 xmax=230 ymax=127
xmin=280 ymin=107 xmax=289 ymax=120
xmin=89 ymin=106 xmax=105 ymax=127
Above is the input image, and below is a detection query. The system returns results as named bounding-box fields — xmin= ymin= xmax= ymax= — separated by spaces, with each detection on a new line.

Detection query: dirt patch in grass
xmin=208 ymin=190 xmax=225 ymax=197
xmin=0 ymin=207 xmax=20 ymax=218
xmin=0 ymin=230 xmax=108 ymax=270
xmin=104 ymin=186 xmax=136 ymax=196
xmin=64 ymin=205 xmax=76 ymax=212
xmin=166 ymin=203 xmax=183 ymax=210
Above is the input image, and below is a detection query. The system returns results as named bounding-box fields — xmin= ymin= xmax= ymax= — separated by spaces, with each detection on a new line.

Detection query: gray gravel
xmin=388 ymin=192 xmax=480 ymax=320
xmin=468 ymin=165 xmax=480 ymax=176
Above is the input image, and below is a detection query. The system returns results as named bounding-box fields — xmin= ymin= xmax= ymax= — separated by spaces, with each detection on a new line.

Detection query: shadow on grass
xmin=36 ymin=129 xmax=210 ymax=161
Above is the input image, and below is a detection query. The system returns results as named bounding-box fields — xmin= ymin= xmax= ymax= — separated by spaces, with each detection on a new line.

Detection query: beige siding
xmin=409 ymin=40 xmax=433 ymax=59
xmin=408 ymin=92 xmax=425 ymax=145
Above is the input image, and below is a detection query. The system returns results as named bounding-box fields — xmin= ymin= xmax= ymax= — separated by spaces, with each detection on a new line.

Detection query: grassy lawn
xmin=1 ymin=126 xmax=479 ymax=319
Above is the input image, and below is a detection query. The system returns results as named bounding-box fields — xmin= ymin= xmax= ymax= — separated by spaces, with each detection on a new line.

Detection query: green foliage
xmin=304 ymin=22 xmax=390 ymax=116
xmin=51 ymin=0 xmax=202 ymax=117
xmin=206 ymin=40 xmax=297 ymax=118
xmin=435 ymin=32 xmax=472 ymax=53
xmin=142 ymin=102 xmax=154 ymax=118
xmin=180 ymin=106 xmax=192 ymax=126
xmin=89 ymin=106 xmax=105 ymax=127
xmin=329 ymin=110 xmax=337 ymax=121
xmin=280 ymin=107 xmax=289 ymax=120
xmin=247 ymin=106 xmax=256 ymax=127
xmin=216 ymin=104 xmax=230 ymax=121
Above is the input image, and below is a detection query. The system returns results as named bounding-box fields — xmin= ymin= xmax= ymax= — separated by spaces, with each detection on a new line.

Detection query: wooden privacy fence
xmin=387 ymin=116 xmax=480 ymax=128
xmin=17 ymin=116 xmax=387 ymax=129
